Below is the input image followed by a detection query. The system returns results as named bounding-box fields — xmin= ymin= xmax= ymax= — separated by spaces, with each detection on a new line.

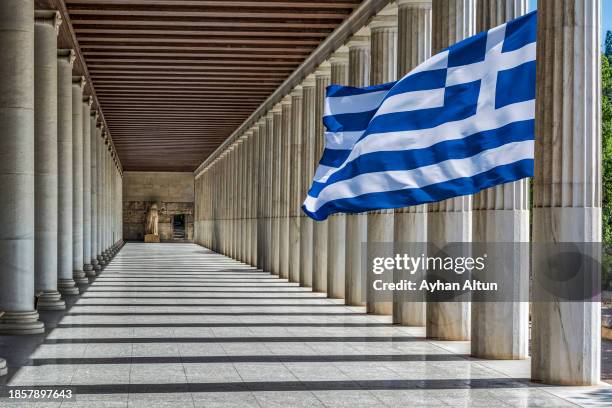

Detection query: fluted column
xmin=393 ymin=0 xmax=431 ymax=326
xmin=96 ymin=126 xmax=106 ymax=268
xmin=57 ymin=49 xmax=79 ymax=293
xmin=256 ymin=118 xmax=267 ymax=270
xmin=265 ymin=111 xmax=275 ymax=272
xmin=426 ymin=0 xmax=475 ymax=341
xmin=71 ymin=76 xmax=87 ymax=284
xmin=279 ymin=96 xmax=292 ymax=279
xmin=299 ymin=74 xmax=317 ymax=287
xmin=249 ymin=126 xmax=259 ymax=266
xmin=91 ymin=118 xmax=99 ymax=273
xmin=0 ymin=0 xmax=44 ymax=334
xmin=34 ymin=10 xmax=65 ymax=310
xmin=327 ymin=47 xmax=349 ymax=300
xmin=289 ymin=86 xmax=303 ymax=283
xmin=531 ymin=0 xmax=601 ymax=385
xmin=366 ymin=5 xmax=397 ymax=316
xmin=270 ymin=105 xmax=282 ymax=275
xmin=82 ymin=95 xmax=94 ymax=277
xmin=345 ymin=29 xmax=370 ymax=306
xmin=471 ymin=0 xmax=529 ymax=360
xmin=312 ymin=62 xmax=331 ymax=293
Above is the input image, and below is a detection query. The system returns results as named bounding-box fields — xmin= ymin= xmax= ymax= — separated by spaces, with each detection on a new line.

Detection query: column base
xmin=36 ymin=291 xmax=66 ymax=311
xmin=0 ymin=358 xmax=6 ymax=377
xmin=97 ymin=254 xmax=106 ymax=267
xmin=0 ymin=311 xmax=45 ymax=335
xmin=58 ymin=279 xmax=80 ymax=295
xmin=84 ymin=263 xmax=96 ymax=278
xmin=92 ymin=259 xmax=101 ymax=274
xmin=73 ymin=270 xmax=89 ymax=285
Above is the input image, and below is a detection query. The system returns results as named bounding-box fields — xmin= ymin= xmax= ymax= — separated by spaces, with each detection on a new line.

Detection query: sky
xmin=529 ymin=0 xmax=612 ymax=51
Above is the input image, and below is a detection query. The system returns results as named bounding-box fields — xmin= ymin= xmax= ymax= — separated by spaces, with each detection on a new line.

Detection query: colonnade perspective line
xmin=0 ymin=0 xmax=123 ymax=336
xmin=194 ymin=0 xmax=603 ymax=386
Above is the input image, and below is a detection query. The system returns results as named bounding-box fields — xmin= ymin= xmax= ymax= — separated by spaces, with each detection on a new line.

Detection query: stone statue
xmin=145 ymin=203 xmax=160 ymax=236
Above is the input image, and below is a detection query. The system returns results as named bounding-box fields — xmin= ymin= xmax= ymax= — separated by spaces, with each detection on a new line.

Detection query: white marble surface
xmin=1 ymin=243 xmax=609 ymax=407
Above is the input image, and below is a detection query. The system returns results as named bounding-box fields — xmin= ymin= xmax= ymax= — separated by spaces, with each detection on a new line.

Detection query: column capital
xmin=291 ymin=85 xmax=303 ymax=97
xmin=73 ymin=76 xmax=86 ymax=88
xmin=271 ymin=103 xmax=282 ymax=114
xmin=301 ymin=73 xmax=316 ymax=88
xmin=281 ymin=94 xmax=292 ymax=105
xmin=346 ymin=27 xmax=371 ymax=49
xmin=83 ymin=95 xmax=93 ymax=107
xmin=369 ymin=3 xmax=398 ymax=30
xmin=398 ymin=0 xmax=432 ymax=8
xmin=315 ymin=60 xmax=331 ymax=77
xmin=91 ymin=110 xmax=99 ymax=120
xmin=58 ymin=49 xmax=76 ymax=66
xmin=329 ymin=46 xmax=349 ymax=65
xmin=35 ymin=10 xmax=62 ymax=34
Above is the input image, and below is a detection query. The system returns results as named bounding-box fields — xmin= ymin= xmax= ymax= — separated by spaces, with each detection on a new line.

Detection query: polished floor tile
xmin=0 ymin=243 xmax=609 ymax=407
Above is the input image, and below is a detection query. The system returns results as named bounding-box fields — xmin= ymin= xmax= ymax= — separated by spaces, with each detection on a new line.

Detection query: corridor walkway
xmin=1 ymin=243 xmax=609 ymax=407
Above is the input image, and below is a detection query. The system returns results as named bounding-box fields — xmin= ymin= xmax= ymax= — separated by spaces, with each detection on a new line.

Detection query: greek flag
xmin=302 ymin=11 xmax=536 ymax=221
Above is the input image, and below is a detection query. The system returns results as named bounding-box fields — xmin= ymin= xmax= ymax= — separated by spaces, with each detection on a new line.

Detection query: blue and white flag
xmin=302 ymin=11 xmax=536 ymax=221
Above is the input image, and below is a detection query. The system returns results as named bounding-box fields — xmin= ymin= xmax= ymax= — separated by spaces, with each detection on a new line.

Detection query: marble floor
xmin=1 ymin=243 xmax=611 ymax=407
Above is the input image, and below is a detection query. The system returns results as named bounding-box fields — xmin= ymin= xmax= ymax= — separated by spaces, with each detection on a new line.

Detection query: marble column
xmin=289 ymin=86 xmax=303 ymax=283
xmin=366 ymin=6 xmax=397 ymax=316
xmin=0 ymin=0 xmax=45 ymax=334
xmin=249 ymin=126 xmax=259 ymax=266
xmin=265 ymin=112 xmax=275 ymax=272
xmin=91 ymin=118 xmax=100 ymax=273
xmin=327 ymin=47 xmax=349 ymax=300
xmin=57 ymin=49 xmax=79 ymax=294
xmin=345 ymin=29 xmax=370 ymax=306
xmin=393 ymin=0 xmax=431 ymax=326
xmin=426 ymin=0 xmax=475 ymax=341
xmin=82 ymin=95 xmax=94 ymax=277
xmin=312 ymin=62 xmax=330 ymax=293
xmin=34 ymin=10 xmax=65 ymax=310
xmin=271 ymin=106 xmax=282 ymax=275
xmin=299 ymin=74 xmax=317 ymax=287
xmin=531 ymin=0 xmax=601 ymax=385
xmin=71 ymin=76 xmax=88 ymax=284
xmin=96 ymin=126 xmax=106 ymax=268
xmin=256 ymin=118 xmax=267 ymax=270
xmin=471 ymin=0 xmax=529 ymax=360
xmin=279 ymin=96 xmax=292 ymax=279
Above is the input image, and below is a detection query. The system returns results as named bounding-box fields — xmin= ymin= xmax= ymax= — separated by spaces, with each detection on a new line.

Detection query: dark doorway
xmin=172 ymin=214 xmax=186 ymax=240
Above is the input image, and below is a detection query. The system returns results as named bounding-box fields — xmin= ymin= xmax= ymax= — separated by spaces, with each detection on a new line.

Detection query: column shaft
xmin=345 ymin=32 xmax=370 ymax=306
xmin=57 ymin=50 xmax=79 ymax=293
xmin=289 ymin=87 xmax=303 ymax=283
xmin=327 ymin=49 xmax=349 ymax=300
xmin=471 ymin=0 xmax=529 ymax=360
xmin=366 ymin=8 xmax=397 ymax=316
xmin=91 ymin=120 xmax=99 ymax=273
xmin=0 ymin=0 xmax=44 ymax=334
xmin=426 ymin=0 xmax=475 ymax=340
xmin=312 ymin=63 xmax=330 ymax=293
xmin=299 ymin=75 xmax=316 ymax=287
xmin=393 ymin=0 xmax=431 ymax=326
xmin=279 ymin=97 xmax=292 ymax=279
xmin=72 ymin=77 xmax=87 ymax=284
xmin=82 ymin=96 xmax=93 ymax=276
xmin=34 ymin=11 xmax=65 ymax=310
xmin=531 ymin=0 xmax=601 ymax=385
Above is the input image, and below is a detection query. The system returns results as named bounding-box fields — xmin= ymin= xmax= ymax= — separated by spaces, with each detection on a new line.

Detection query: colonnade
xmin=0 ymin=1 xmax=123 ymax=335
xmin=195 ymin=0 xmax=602 ymax=386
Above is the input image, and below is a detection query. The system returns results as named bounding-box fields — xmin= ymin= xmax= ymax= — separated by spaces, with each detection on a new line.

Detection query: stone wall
xmin=122 ymin=172 xmax=194 ymax=242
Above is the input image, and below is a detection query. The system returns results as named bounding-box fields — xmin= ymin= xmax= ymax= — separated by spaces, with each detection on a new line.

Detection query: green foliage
xmin=603 ymin=44 xmax=612 ymax=246
xmin=606 ymin=30 xmax=612 ymax=57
